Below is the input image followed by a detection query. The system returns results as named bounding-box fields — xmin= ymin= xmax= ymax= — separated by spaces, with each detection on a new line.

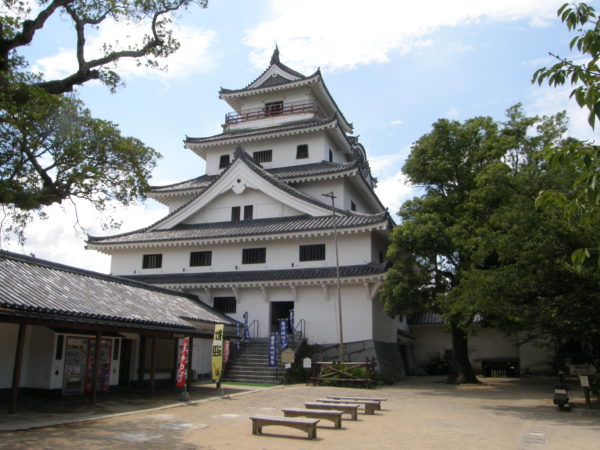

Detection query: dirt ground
xmin=1 ymin=377 xmax=599 ymax=449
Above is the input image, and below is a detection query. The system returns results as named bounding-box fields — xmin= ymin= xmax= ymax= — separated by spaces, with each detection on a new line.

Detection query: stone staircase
xmin=222 ymin=338 xmax=284 ymax=384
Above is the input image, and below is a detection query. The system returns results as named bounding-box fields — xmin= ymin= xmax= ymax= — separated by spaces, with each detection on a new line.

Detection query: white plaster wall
xmin=468 ymin=328 xmax=519 ymax=363
xmin=110 ymin=232 xmax=372 ymax=276
xmin=0 ymin=323 xmax=18 ymax=389
xmin=24 ymin=326 xmax=54 ymax=389
xmin=295 ymin=179 xmax=344 ymax=208
xmin=518 ymin=335 xmax=553 ymax=374
xmin=167 ymin=196 xmax=194 ymax=213
xmin=237 ymin=87 xmax=311 ymax=112
xmin=371 ymin=299 xmax=401 ymax=343
xmin=182 ymin=188 xmax=303 ymax=224
xmin=410 ymin=325 xmax=453 ymax=368
xmin=204 ymin=131 xmax=346 ymax=175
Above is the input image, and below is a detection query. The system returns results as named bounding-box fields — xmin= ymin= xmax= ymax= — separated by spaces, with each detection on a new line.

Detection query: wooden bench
xmin=316 ymin=398 xmax=379 ymax=414
xmin=304 ymin=402 xmax=359 ymax=420
xmin=282 ymin=407 xmax=343 ymax=429
xmin=250 ymin=415 xmax=320 ymax=439
xmin=326 ymin=395 xmax=386 ymax=411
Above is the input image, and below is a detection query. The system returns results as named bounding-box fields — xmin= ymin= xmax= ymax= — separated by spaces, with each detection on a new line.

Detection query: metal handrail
xmin=247 ymin=319 xmax=259 ymax=339
xmin=225 ymin=101 xmax=326 ymax=124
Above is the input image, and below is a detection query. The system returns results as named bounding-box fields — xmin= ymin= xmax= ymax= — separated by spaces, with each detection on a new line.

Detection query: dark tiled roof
xmin=185 ymin=116 xmax=337 ymax=145
xmin=150 ymin=162 xmax=357 ymax=196
xmin=150 ymin=175 xmax=216 ymax=194
xmin=125 ymin=262 xmax=388 ymax=285
xmin=268 ymin=161 xmax=357 ymax=179
xmin=0 ymin=251 xmax=235 ymax=331
xmin=87 ymin=213 xmax=388 ymax=246
xmin=408 ymin=312 xmax=484 ymax=325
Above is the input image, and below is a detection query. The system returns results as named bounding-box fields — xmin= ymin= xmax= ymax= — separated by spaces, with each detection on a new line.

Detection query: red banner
xmin=224 ymin=340 xmax=230 ymax=365
xmin=176 ymin=337 xmax=189 ymax=387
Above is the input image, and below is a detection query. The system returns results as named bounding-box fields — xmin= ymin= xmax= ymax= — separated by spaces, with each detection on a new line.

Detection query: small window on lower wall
xmin=296 ymin=144 xmax=309 ymax=159
xmin=190 ymin=251 xmax=212 ymax=266
xmin=142 ymin=254 xmax=162 ymax=269
xmin=213 ymin=296 xmax=236 ymax=313
xmin=242 ymin=247 xmax=266 ymax=264
xmin=299 ymin=244 xmax=326 ymax=261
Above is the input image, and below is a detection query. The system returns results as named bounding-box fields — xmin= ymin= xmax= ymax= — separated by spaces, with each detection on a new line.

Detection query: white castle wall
xmin=110 ymin=232 xmax=373 ymax=275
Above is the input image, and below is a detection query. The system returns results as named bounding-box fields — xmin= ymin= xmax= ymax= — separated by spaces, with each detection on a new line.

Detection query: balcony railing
xmin=225 ymin=101 xmax=326 ymax=124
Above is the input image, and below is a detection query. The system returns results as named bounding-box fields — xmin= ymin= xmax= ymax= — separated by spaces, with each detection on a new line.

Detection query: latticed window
xmin=219 ymin=154 xmax=230 ymax=168
xmin=299 ymin=244 xmax=326 ymax=261
xmin=142 ymin=254 xmax=162 ymax=269
xmin=213 ymin=297 xmax=236 ymax=313
xmin=253 ymin=150 xmax=272 ymax=164
xmin=264 ymin=101 xmax=283 ymax=116
xmin=242 ymin=247 xmax=266 ymax=264
xmin=244 ymin=205 xmax=253 ymax=220
xmin=296 ymin=144 xmax=309 ymax=159
xmin=190 ymin=251 xmax=212 ymax=266
xmin=231 ymin=206 xmax=241 ymax=222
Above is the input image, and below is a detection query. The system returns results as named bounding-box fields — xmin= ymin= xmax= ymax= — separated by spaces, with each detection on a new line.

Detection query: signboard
xmin=176 ymin=337 xmax=189 ymax=387
xmin=268 ymin=332 xmax=278 ymax=367
xmin=279 ymin=318 xmax=288 ymax=350
xmin=224 ymin=340 xmax=230 ymax=365
xmin=281 ymin=348 xmax=295 ymax=364
xmin=211 ymin=324 xmax=224 ymax=381
xmin=302 ymin=357 xmax=312 ymax=369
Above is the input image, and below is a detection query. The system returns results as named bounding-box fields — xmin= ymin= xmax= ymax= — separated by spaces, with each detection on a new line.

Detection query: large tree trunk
xmin=447 ymin=322 xmax=480 ymax=384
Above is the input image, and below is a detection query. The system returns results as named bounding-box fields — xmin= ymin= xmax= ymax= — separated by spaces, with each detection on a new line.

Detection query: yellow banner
xmin=211 ymin=324 xmax=224 ymax=381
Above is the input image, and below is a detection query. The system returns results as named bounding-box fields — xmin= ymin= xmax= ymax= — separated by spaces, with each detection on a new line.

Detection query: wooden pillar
xmin=150 ymin=335 xmax=157 ymax=396
xmin=137 ymin=335 xmax=146 ymax=386
xmin=171 ymin=338 xmax=180 ymax=384
xmin=90 ymin=331 xmax=102 ymax=405
xmin=186 ymin=336 xmax=194 ymax=391
xmin=8 ymin=323 xmax=27 ymax=414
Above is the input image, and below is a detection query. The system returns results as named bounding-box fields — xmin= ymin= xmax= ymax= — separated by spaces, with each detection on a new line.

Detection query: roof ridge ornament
xmin=270 ymin=45 xmax=280 ymax=65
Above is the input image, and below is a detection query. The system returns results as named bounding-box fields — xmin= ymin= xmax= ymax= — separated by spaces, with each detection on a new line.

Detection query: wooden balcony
xmin=225 ymin=101 xmax=326 ymax=124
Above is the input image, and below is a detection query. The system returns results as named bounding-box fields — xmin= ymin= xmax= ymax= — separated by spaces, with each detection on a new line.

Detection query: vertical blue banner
xmin=279 ymin=319 xmax=288 ymax=350
xmin=268 ymin=332 xmax=278 ymax=367
xmin=236 ymin=322 xmax=240 ymax=351
xmin=289 ymin=309 xmax=294 ymax=334
xmin=243 ymin=311 xmax=250 ymax=340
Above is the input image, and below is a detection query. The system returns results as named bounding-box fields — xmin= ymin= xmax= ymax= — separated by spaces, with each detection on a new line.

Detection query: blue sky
xmin=5 ymin=0 xmax=599 ymax=272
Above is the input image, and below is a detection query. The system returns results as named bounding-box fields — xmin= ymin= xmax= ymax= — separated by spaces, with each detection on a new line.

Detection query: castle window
xmin=142 ymin=254 xmax=162 ymax=269
xmin=296 ymin=144 xmax=309 ymax=159
xmin=190 ymin=251 xmax=212 ymax=267
xmin=242 ymin=247 xmax=266 ymax=264
xmin=213 ymin=297 xmax=237 ymax=314
xmin=329 ymin=149 xmax=333 ymax=162
xmin=264 ymin=101 xmax=283 ymax=116
xmin=253 ymin=150 xmax=272 ymax=164
xmin=231 ymin=206 xmax=241 ymax=222
xmin=351 ymin=200 xmax=357 ymax=212
xmin=244 ymin=205 xmax=253 ymax=220
xmin=299 ymin=244 xmax=326 ymax=262
xmin=219 ymin=154 xmax=230 ymax=169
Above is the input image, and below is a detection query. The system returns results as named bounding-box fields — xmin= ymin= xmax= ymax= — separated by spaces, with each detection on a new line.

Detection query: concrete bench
xmin=326 ymin=396 xmax=385 ymax=411
xmin=304 ymin=402 xmax=359 ymax=420
xmin=282 ymin=407 xmax=343 ymax=429
xmin=316 ymin=398 xmax=379 ymax=414
xmin=250 ymin=415 xmax=320 ymax=439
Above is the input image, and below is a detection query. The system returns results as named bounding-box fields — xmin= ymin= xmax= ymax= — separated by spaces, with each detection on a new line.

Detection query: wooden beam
xmin=150 ymin=335 xmax=157 ymax=396
xmin=8 ymin=323 xmax=26 ymax=414
xmin=90 ymin=331 xmax=102 ymax=405
xmin=186 ymin=336 xmax=194 ymax=392
xmin=137 ymin=335 xmax=146 ymax=386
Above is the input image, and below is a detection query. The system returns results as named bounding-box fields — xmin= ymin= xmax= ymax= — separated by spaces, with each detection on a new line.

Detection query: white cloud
xmin=445 ymin=106 xmax=460 ymax=119
xmin=2 ymin=199 xmax=167 ymax=274
xmin=369 ymin=151 xmax=414 ymax=217
xmin=34 ymin=20 xmax=216 ymax=82
xmin=244 ymin=0 xmax=563 ymax=72
xmin=382 ymin=119 xmax=404 ymax=128
xmin=526 ymin=84 xmax=600 ymax=143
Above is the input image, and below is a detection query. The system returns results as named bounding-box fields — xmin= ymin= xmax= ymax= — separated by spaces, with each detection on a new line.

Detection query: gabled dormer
xmin=218 ymin=47 xmax=353 ymax=134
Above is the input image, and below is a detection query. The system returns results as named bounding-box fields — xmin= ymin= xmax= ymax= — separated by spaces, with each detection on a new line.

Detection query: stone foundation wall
xmin=310 ymin=339 xmax=406 ymax=381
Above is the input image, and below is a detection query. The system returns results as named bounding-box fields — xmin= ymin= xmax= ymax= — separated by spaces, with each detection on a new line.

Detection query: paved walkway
xmin=0 ymin=377 xmax=598 ymax=449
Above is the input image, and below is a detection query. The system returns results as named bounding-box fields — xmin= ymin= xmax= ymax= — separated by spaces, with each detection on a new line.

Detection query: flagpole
xmin=322 ymin=192 xmax=344 ymax=362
